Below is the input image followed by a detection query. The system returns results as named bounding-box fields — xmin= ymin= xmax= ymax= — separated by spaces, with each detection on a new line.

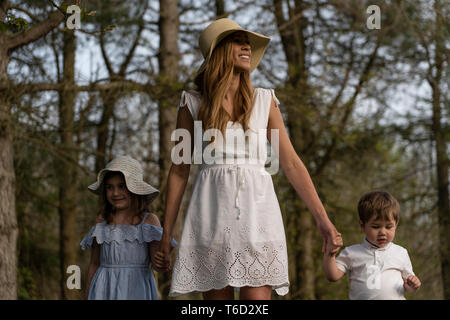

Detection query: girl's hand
xmin=154 ymin=240 xmax=172 ymax=272
xmin=403 ymin=275 xmax=421 ymax=293
xmin=317 ymin=218 xmax=342 ymax=255
xmin=150 ymin=241 xmax=163 ymax=272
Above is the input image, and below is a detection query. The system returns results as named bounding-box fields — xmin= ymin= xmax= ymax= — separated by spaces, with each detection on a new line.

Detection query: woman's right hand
xmin=154 ymin=239 xmax=172 ymax=272
xmin=316 ymin=217 xmax=343 ymax=255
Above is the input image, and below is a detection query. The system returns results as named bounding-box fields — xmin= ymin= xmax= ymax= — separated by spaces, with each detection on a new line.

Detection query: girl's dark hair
xmin=99 ymin=171 xmax=151 ymax=224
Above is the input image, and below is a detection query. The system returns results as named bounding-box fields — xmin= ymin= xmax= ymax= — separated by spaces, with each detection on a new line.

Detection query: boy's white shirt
xmin=336 ymin=238 xmax=415 ymax=300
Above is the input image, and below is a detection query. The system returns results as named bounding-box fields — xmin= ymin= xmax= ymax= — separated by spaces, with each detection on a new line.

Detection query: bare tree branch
xmin=6 ymin=1 xmax=78 ymax=51
xmin=3 ymin=80 xmax=150 ymax=94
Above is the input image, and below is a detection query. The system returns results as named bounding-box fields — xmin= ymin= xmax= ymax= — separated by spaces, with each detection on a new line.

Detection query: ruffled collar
xmin=80 ymin=219 xmax=177 ymax=250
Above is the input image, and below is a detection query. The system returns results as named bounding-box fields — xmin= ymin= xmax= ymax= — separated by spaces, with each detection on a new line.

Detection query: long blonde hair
xmin=194 ymin=33 xmax=254 ymax=137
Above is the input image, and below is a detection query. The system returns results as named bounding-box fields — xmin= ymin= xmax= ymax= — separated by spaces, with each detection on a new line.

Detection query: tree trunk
xmin=273 ymin=0 xmax=315 ymax=299
xmin=156 ymin=0 xmax=180 ymax=298
xmin=95 ymin=90 xmax=116 ymax=173
xmin=0 ymin=30 xmax=18 ymax=300
xmin=430 ymin=0 xmax=450 ymax=300
xmin=215 ymin=0 xmax=225 ymax=17
xmin=58 ymin=28 xmax=79 ymax=300
xmin=0 ymin=0 xmax=70 ymax=299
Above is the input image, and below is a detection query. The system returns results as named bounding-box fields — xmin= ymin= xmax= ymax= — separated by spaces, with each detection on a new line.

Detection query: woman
xmin=154 ymin=18 xmax=342 ymax=300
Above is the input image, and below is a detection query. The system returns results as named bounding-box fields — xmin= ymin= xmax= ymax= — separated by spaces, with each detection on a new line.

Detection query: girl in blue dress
xmin=80 ymin=155 xmax=176 ymax=300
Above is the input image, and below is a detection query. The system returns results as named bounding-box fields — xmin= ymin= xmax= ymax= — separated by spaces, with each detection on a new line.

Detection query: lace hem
xmin=169 ymin=281 xmax=289 ymax=297
xmin=169 ymin=242 xmax=289 ymax=296
xmin=80 ymin=223 xmax=177 ymax=250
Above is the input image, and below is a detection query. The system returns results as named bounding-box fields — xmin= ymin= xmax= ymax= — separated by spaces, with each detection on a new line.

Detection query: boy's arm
xmin=323 ymin=234 xmax=345 ymax=281
xmin=402 ymin=249 xmax=420 ymax=293
xmin=323 ymin=253 xmax=345 ymax=282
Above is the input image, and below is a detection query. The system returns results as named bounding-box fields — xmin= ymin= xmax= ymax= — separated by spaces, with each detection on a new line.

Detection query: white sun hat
xmin=199 ymin=18 xmax=270 ymax=72
xmin=88 ymin=155 xmax=160 ymax=203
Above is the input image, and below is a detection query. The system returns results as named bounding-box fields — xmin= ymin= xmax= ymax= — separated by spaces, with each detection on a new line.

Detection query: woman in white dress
xmin=154 ymin=18 xmax=342 ymax=300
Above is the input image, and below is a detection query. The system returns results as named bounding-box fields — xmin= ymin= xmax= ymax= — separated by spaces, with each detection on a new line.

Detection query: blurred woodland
xmin=0 ymin=0 xmax=448 ymax=300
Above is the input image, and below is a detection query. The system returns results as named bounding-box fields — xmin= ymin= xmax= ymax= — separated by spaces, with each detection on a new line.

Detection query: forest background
xmin=0 ymin=0 xmax=448 ymax=300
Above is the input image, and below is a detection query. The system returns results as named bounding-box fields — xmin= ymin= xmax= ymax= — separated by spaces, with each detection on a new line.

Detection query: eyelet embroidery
xmin=171 ymin=242 xmax=288 ymax=294
xmin=171 ymin=89 xmax=289 ymax=297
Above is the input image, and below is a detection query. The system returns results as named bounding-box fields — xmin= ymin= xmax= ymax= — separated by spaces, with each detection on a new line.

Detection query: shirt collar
xmin=362 ymin=237 xmax=392 ymax=251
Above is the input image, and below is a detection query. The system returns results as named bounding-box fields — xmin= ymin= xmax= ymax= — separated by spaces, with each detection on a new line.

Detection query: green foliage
xmin=0 ymin=14 xmax=29 ymax=33
xmin=17 ymin=267 xmax=38 ymax=300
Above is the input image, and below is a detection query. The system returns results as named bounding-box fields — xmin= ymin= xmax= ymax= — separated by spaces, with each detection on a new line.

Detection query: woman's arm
xmin=155 ymin=105 xmax=194 ymax=271
xmin=267 ymin=97 xmax=342 ymax=253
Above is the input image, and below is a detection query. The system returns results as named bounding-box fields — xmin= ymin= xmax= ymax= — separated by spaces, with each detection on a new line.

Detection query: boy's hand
xmin=403 ymin=275 xmax=421 ymax=293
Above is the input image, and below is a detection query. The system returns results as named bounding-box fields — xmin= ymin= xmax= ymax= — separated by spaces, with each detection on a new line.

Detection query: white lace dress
xmin=169 ymin=88 xmax=289 ymax=296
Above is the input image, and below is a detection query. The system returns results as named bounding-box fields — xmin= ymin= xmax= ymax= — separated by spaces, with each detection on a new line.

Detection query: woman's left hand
xmin=317 ymin=218 xmax=342 ymax=254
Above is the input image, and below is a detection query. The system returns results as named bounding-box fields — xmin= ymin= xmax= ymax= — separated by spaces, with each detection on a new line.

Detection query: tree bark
xmin=0 ymin=29 xmax=18 ymax=300
xmin=430 ymin=0 xmax=450 ymax=300
xmin=95 ymin=20 xmax=145 ymax=173
xmin=58 ymin=28 xmax=79 ymax=300
xmin=95 ymin=90 xmax=116 ymax=173
xmin=0 ymin=0 xmax=71 ymax=299
xmin=215 ymin=0 xmax=225 ymax=17
xmin=156 ymin=0 xmax=180 ymax=298
xmin=273 ymin=0 xmax=315 ymax=299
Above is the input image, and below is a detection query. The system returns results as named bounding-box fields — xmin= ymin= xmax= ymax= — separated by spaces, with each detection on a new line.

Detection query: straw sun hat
xmin=88 ymin=156 xmax=160 ymax=204
xmin=199 ymin=18 xmax=270 ymax=72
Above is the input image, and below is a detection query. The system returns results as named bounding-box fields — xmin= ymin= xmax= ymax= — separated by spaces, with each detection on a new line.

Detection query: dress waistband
xmin=199 ymin=163 xmax=267 ymax=221
xmin=199 ymin=163 xmax=265 ymax=172
xmin=100 ymin=264 xmax=148 ymax=268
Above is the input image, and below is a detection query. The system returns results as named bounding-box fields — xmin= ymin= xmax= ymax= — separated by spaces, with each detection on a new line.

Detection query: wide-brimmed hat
xmin=199 ymin=18 xmax=270 ymax=72
xmin=88 ymin=155 xmax=159 ymax=203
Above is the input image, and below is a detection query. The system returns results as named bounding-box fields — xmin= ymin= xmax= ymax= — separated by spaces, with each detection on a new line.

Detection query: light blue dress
xmin=80 ymin=212 xmax=177 ymax=300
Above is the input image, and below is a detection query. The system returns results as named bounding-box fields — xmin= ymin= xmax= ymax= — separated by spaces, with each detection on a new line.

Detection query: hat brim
xmin=205 ymin=28 xmax=270 ymax=73
xmin=88 ymin=169 xmax=160 ymax=204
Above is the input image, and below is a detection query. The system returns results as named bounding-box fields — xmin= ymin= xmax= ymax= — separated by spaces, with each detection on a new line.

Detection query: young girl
xmin=80 ymin=155 xmax=176 ymax=300
xmin=155 ymin=18 xmax=342 ymax=300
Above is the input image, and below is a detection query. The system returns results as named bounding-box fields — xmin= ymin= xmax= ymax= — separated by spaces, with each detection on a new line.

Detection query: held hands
xmin=325 ymin=233 xmax=343 ymax=257
xmin=153 ymin=240 xmax=172 ymax=272
xmin=317 ymin=218 xmax=343 ymax=256
xmin=403 ymin=275 xmax=421 ymax=293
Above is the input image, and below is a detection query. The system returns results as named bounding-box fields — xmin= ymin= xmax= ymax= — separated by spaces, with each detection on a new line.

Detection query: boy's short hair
xmin=358 ymin=191 xmax=400 ymax=225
